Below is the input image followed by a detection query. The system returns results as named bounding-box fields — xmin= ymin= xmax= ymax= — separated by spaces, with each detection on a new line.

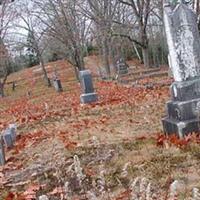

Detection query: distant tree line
xmin=0 ymin=0 xmax=200 ymax=86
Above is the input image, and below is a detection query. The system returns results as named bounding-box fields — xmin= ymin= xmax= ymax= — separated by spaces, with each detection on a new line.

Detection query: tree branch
xmin=111 ymin=32 xmax=146 ymax=48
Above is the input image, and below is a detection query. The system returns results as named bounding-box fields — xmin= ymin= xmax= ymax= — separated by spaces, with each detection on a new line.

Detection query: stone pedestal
xmin=79 ymin=70 xmax=97 ymax=104
xmin=162 ymin=78 xmax=200 ymax=137
xmin=80 ymin=93 xmax=97 ymax=104
xmin=53 ymin=79 xmax=63 ymax=92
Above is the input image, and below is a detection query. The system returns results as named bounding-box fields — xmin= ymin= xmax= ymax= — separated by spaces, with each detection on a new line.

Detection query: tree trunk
xmin=142 ymin=47 xmax=150 ymax=68
xmin=102 ymin=37 xmax=111 ymax=78
xmin=110 ymin=40 xmax=117 ymax=74
xmin=140 ymin=24 xmax=150 ymax=67
xmin=38 ymin=53 xmax=51 ymax=87
xmin=133 ymin=43 xmax=142 ymax=62
xmin=196 ymin=0 xmax=200 ymax=15
xmin=74 ymin=47 xmax=85 ymax=71
xmin=0 ymin=71 xmax=9 ymax=97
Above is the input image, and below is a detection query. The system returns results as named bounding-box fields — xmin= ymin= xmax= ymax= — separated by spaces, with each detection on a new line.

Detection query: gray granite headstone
xmin=0 ymin=82 xmax=4 ymax=97
xmin=9 ymin=124 xmax=17 ymax=142
xmin=0 ymin=136 xmax=5 ymax=166
xmin=162 ymin=1 xmax=200 ymax=137
xmin=52 ymin=71 xmax=63 ymax=92
xmin=116 ymin=58 xmax=129 ymax=75
xmin=2 ymin=126 xmax=16 ymax=148
xmin=79 ymin=70 xmax=97 ymax=104
xmin=53 ymin=79 xmax=63 ymax=92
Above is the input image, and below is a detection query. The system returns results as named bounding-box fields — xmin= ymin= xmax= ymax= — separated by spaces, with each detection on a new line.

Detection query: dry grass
xmin=0 ymin=58 xmax=200 ymax=199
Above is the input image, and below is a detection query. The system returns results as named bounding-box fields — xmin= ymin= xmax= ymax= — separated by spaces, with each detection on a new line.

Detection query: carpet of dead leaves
xmin=0 ymin=59 xmax=200 ymax=200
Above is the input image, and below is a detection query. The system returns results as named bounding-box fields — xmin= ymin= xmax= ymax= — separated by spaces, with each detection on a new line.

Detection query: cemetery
xmin=2 ymin=0 xmax=200 ymax=200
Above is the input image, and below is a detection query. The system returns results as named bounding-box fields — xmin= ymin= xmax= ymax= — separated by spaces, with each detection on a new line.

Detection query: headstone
xmin=52 ymin=71 xmax=63 ymax=92
xmin=98 ymin=67 xmax=107 ymax=80
xmin=116 ymin=58 xmax=129 ymax=75
xmin=2 ymin=127 xmax=16 ymax=148
xmin=162 ymin=1 xmax=200 ymax=137
xmin=12 ymin=82 xmax=16 ymax=91
xmin=79 ymin=70 xmax=97 ymax=104
xmin=53 ymin=79 xmax=63 ymax=92
xmin=0 ymin=136 xmax=5 ymax=165
xmin=0 ymin=82 xmax=4 ymax=97
xmin=9 ymin=124 xmax=17 ymax=142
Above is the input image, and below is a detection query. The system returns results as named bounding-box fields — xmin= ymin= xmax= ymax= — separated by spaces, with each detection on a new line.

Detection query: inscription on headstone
xmin=162 ymin=1 xmax=200 ymax=137
xmin=79 ymin=70 xmax=97 ymax=104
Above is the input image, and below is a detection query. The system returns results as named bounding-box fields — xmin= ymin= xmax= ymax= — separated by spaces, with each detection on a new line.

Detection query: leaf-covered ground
xmin=1 ymin=58 xmax=200 ymax=200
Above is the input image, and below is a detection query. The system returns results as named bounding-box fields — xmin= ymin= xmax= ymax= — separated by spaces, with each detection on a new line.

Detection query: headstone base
xmin=118 ymin=69 xmax=129 ymax=75
xmin=163 ymin=79 xmax=200 ymax=137
xmin=171 ymin=78 xmax=200 ymax=101
xmin=162 ymin=118 xmax=199 ymax=138
xmin=166 ymin=98 xmax=200 ymax=120
xmin=80 ymin=93 xmax=97 ymax=104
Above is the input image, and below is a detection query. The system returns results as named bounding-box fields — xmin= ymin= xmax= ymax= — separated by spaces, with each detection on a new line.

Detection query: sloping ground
xmin=0 ymin=58 xmax=200 ymax=200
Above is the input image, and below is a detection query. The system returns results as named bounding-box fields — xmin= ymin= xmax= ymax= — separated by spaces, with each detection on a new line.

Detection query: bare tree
xmin=81 ymin=0 xmax=119 ymax=77
xmin=0 ymin=0 xmax=16 ymax=96
xmin=117 ymin=0 xmax=152 ymax=67
xmin=13 ymin=0 xmax=51 ymax=86
xmin=32 ymin=0 xmax=90 ymax=79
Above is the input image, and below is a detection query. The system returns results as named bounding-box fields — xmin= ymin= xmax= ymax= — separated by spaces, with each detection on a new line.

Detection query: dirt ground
xmin=0 ymin=58 xmax=200 ymax=200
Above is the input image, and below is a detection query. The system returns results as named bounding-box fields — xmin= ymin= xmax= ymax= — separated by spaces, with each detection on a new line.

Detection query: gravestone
xmin=12 ymin=81 xmax=16 ymax=91
xmin=0 ymin=136 xmax=5 ymax=165
xmin=79 ymin=70 xmax=97 ymax=104
xmin=9 ymin=124 xmax=17 ymax=142
xmin=162 ymin=0 xmax=200 ymax=137
xmin=0 ymin=82 xmax=4 ymax=97
xmin=53 ymin=79 xmax=63 ymax=92
xmin=52 ymin=71 xmax=63 ymax=92
xmin=2 ymin=126 xmax=16 ymax=148
xmin=116 ymin=58 xmax=129 ymax=75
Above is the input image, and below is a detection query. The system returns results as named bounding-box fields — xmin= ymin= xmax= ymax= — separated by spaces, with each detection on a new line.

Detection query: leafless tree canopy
xmin=0 ymin=0 xmax=199 ymax=85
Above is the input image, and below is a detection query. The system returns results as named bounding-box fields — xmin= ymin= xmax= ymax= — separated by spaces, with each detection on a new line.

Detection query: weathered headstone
xmin=53 ymin=79 xmax=63 ymax=92
xmin=0 ymin=82 xmax=4 ymax=97
xmin=12 ymin=81 xmax=16 ymax=91
xmin=79 ymin=70 xmax=97 ymax=104
xmin=162 ymin=0 xmax=200 ymax=137
xmin=0 ymin=136 xmax=5 ymax=166
xmin=52 ymin=71 xmax=63 ymax=92
xmin=116 ymin=58 xmax=129 ymax=75
xmin=9 ymin=124 xmax=17 ymax=142
xmin=2 ymin=127 xmax=16 ymax=148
